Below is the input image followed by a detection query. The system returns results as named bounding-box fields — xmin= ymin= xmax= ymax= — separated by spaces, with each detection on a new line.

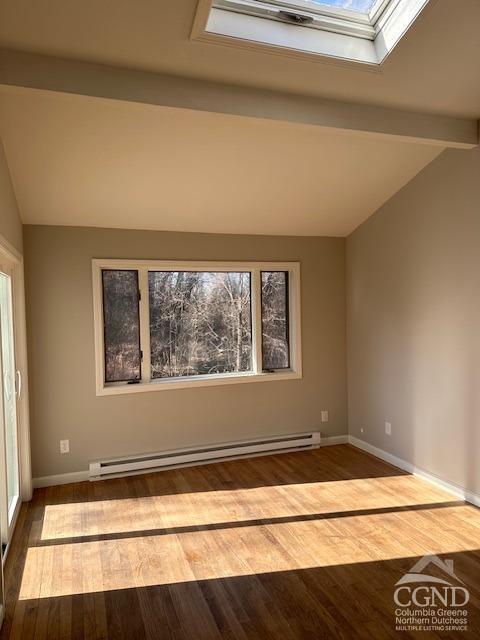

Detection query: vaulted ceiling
xmin=0 ymin=0 xmax=478 ymax=236
xmin=1 ymin=0 xmax=479 ymax=117
xmin=0 ymin=87 xmax=443 ymax=236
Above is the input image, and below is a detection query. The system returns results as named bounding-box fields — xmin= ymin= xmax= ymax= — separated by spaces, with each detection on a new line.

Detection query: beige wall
xmin=347 ymin=146 xmax=480 ymax=496
xmin=0 ymin=138 xmax=22 ymax=253
xmin=24 ymin=225 xmax=346 ymax=478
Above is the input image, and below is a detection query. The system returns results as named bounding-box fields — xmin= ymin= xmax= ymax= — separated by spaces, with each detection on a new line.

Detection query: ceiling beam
xmin=0 ymin=49 xmax=477 ymax=149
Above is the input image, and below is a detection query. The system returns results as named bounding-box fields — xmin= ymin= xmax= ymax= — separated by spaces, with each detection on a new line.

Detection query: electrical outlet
xmin=385 ymin=422 xmax=392 ymax=436
xmin=360 ymin=427 xmax=364 ymax=434
xmin=321 ymin=410 xmax=329 ymax=423
xmin=60 ymin=439 xmax=70 ymax=454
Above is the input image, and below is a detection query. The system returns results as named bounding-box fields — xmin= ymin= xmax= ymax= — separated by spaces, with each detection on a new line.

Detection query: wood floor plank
xmin=1 ymin=444 xmax=479 ymax=639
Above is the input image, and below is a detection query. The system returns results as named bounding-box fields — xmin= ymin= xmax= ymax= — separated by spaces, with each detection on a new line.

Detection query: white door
xmin=0 ymin=258 xmax=20 ymax=551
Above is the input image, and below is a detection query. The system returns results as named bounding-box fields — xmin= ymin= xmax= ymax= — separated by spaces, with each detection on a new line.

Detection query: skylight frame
xmin=212 ymin=0 xmax=398 ymax=42
xmin=250 ymin=0 xmax=391 ymax=24
xmin=192 ymin=0 xmax=431 ymax=66
xmin=368 ymin=0 xmax=395 ymax=22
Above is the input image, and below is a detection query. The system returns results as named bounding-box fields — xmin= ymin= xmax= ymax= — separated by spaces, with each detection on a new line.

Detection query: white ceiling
xmin=0 ymin=87 xmax=442 ymax=236
xmin=0 ymin=0 xmax=479 ymax=118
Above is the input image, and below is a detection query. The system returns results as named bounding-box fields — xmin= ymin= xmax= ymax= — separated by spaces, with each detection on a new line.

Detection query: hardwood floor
xmin=1 ymin=444 xmax=479 ymax=639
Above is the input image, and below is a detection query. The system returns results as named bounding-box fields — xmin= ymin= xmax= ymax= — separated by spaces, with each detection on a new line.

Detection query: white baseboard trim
xmin=31 ymin=435 xmax=479 ymax=508
xmin=33 ymin=470 xmax=89 ymax=489
xmin=349 ymin=435 xmax=480 ymax=508
xmin=321 ymin=435 xmax=349 ymax=446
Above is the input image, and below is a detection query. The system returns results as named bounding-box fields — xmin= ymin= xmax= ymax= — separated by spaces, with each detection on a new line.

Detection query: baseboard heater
xmin=89 ymin=430 xmax=321 ymax=481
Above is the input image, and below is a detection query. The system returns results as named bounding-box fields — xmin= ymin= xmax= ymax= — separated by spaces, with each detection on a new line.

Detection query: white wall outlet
xmin=321 ymin=410 xmax=329 ymax=423
xmin=60 ymin=439 xmax=70 ymax=454
xmin=360 ymin=427 xmax=364 ymax=434
xmin=385 ymin=422 xmax=392 ymax=436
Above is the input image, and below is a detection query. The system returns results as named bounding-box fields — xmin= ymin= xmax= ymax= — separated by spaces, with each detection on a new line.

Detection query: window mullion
xmin=251 ymin=268 xmax=263 ymax=374
xmin=138 ymin=268 xmax=151 ymax=383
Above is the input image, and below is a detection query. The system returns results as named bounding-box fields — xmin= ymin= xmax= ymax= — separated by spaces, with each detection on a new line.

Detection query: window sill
xmin=96 ymin=370 xmax=302 ymax=396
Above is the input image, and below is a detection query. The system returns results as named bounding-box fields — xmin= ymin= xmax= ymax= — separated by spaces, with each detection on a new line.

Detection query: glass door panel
xmin=0 ymin=270 xmax=19 ymax=527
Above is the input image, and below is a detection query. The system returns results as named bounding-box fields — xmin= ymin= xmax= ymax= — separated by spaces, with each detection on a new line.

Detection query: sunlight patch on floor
xmin=40 ymin=474 xmax=458 ymax=541
xmin=22 ymin=504 xmax=479 ymax=600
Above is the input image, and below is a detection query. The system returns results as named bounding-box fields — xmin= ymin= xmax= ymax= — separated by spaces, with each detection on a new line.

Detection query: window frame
xmin=102 ymin=268 xmax=142 ymax=384
xmin=92 ymin=259 xmax=302 ymax=396
xmin=244 ymin=0 xmax=393 ymax=25
xmin=212 ymin=0 xmax=386 ymax=40
xmin=261 ymin=270 xmax=291 ymax=371
xmin=193 ymin=0 xmax=430 ymax=67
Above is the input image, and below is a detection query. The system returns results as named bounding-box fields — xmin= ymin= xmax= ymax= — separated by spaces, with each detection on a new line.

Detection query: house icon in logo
xmin=395 ymin=554 xmax=464 ymax=587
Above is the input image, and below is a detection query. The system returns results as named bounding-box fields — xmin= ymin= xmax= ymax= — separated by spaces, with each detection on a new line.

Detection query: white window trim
xmin=92 ymin=259 xmax=302 ymax=396
xmin=192 ymin=0 xmax=432 ymax=67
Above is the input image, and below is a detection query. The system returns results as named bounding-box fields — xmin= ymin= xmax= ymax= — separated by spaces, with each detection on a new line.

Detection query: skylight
xmin=193 ymin=0 xmax=430 ymax=65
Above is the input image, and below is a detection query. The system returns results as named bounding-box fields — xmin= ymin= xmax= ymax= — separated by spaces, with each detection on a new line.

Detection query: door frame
xmin=0 ymin=232 xmax=32 ymax=551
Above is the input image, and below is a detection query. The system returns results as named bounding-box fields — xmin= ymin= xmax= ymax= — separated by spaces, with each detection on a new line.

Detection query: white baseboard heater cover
xmin=89 ymin=431 xmax=321 ymax=480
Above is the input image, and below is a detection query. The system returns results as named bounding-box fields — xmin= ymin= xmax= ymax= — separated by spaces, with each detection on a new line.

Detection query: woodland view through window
xmin=149 ymin=271 xmax=252 ymax=378
xmin=94 ymin=261 xmax=301 ymax=394
xmin=102 ymin=270 xmax=141 ymax=382
xmin=261 ymin=271 xmax=289 ymax=370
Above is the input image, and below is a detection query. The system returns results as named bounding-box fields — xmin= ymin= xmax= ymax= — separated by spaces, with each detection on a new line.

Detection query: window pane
xmin=149 ymin=272 xmax=252 ymax=378
xmin=309 ymin=0 xmax=377 ymax=13
xmin=261 ymin=271 xmax=290 ymax=370
xmin=102 ymin=270 xmax=141 ymax=383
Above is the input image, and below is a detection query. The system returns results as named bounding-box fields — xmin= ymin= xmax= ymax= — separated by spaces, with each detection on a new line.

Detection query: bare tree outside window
xmin=261 ymin=271 xmax=290 ymax=370
xmin=149 ymin=272 xmax=252 ymax=378
xmin=102 ymin=270 xmax=141 ymax=382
